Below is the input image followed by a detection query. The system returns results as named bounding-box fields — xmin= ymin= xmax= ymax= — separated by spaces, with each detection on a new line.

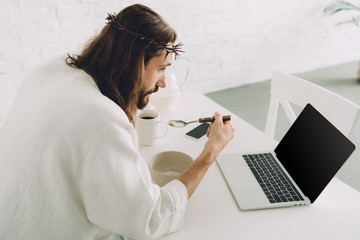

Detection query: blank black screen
xmin=275 ymin=104 xmax=355 ymax=203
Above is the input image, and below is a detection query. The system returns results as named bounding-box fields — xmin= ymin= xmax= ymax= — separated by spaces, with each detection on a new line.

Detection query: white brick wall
xmin=1 ymin=0 xmax=360 ymax=126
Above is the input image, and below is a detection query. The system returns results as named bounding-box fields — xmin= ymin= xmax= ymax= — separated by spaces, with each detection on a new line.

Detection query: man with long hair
xmin=0 ymin=4 xmax=235 ymax=240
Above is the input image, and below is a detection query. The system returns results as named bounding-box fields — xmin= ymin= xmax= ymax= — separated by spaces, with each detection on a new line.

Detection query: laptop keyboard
xmin=243 ymin=153 xmax=304 ymax=204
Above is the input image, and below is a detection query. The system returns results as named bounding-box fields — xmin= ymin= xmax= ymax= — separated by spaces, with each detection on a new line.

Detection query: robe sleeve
xmin=74 ymin=105 xmax=188 ymax=240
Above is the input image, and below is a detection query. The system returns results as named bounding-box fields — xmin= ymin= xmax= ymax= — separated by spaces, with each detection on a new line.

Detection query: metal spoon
xmin=168 ymin=115 xmax=231 ymax=128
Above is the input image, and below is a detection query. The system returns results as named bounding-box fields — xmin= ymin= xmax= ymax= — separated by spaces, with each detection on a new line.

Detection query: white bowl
xmin=149 ymin=151 xmax=193 ymax=187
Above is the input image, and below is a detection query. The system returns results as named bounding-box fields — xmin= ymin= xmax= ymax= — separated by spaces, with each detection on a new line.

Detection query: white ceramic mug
xmin=149 ymin=151 xmax=193 ymax=187
xmin=135 ymin=109 xmax=168 ymax=146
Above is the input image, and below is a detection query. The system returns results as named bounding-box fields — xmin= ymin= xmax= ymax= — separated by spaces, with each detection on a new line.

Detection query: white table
xmin=139 ymin=90 xmax=360 ymax=240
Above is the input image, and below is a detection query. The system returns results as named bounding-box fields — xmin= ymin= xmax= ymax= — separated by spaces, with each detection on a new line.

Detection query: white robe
xmin=0 ymin=55 xmax=188 ymax=240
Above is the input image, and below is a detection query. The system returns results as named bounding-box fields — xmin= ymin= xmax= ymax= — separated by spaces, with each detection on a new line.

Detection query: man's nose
xmin=157 ymin=74 xmax=167 ymax=88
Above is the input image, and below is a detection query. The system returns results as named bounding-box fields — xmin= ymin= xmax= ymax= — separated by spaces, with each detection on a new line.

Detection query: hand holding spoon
xmin=168 ymin=115 xmax=231 ymax=128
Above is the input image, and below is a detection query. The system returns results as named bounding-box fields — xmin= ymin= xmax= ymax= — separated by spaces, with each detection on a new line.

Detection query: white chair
xmin=264 ymin=71 xmax=360 ymax=191
xmin=265 ymin=71 xmax=360 ymax=138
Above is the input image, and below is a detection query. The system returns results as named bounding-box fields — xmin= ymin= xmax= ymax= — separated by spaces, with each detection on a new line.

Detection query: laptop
xmin=217 ymin=103 xmax=356 ymax=211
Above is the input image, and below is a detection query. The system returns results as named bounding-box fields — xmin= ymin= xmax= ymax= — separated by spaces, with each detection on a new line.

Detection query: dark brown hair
xmin=66 ymin=4 xmax=177 ymax=124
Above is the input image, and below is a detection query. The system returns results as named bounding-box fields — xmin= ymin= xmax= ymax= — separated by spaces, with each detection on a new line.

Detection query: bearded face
xmin=137 ymin=85 xmax=159 ymax=109
xmin=139 ymin=49 xmax=172 ymax=109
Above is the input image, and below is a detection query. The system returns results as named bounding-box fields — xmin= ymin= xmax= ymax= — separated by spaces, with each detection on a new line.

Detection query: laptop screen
xmin=274 ymin=103 xmax=356 ymax=203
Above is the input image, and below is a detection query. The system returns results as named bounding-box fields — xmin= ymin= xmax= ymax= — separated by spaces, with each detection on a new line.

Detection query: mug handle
xmin=156 ymin=120 xmax=168 ymax=139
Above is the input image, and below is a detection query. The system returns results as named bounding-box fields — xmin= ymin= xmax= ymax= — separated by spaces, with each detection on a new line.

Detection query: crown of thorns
xmin=106 ymin=13 xmax=184 ymax=58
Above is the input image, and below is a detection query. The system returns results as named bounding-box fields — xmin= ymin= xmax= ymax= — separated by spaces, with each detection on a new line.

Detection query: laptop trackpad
xmin=216 ymin=153 xmax=248 ymax=167
xmin=218 ymin=164 xmax=269 ymax=210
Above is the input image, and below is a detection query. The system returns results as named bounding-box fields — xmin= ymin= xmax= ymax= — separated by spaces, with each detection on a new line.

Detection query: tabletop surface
xmin=139 ymin=90 xmax=360 ymax=240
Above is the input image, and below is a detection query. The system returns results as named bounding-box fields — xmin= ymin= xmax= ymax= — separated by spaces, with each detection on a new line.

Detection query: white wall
xmin=1 ymin=0 xmax=360 ymax=126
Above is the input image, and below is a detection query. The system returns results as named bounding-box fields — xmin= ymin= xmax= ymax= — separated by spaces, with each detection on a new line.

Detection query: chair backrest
xmin=265 ymin=71 xmax=360 ymax=138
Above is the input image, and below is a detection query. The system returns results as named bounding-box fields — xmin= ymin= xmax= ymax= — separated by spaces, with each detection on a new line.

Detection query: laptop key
xmin=280 ymin=196 xmax=288 ymax=202
xmin=273 ymin=195 xmax=281 ymax=203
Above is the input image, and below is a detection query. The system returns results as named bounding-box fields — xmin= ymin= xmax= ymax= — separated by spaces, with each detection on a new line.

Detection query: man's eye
xmin=159 ymin=67 xmax=166 ymax=72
